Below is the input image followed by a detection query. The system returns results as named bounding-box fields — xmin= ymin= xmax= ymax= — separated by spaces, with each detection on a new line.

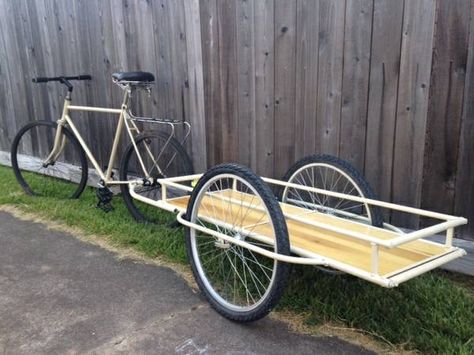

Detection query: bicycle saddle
xmin=112 ymin=71 xmax=155 ymax=83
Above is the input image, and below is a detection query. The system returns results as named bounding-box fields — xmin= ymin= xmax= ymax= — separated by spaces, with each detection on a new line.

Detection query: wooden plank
xmin=52 ymin=0 xmax=94 ymax=165
xmin=364 ymin=0 xmax=405 ymax=204
xmin=216 ymin=0 xmax=239 ymax=163
xmin=0 ymin=0 xmax=31 ymax=153
xmin=151 ymin=0 xmax=174 ymax=119
xmin=253 ymin=0 xmax=275 ymax=177
xmin=391 ymin=0 xmax=436 ymax=227
xmin=168 ymin=0 xmax=193 ymax=159
xmin=95 ymin=0 xmax=122 ymax=166
xmin=316 ymin=0 xmax=346 ymax=156
xmin=421 ymin=0 xmax=470 ymax=220
xmin=70 ymin=0 xmax=104 ymax=164
xmin=199 ymin=0 xmax=220 ymax=167
xmin=339 ymin=0 xmax=373 ymax=172
xmin=17 ymin=0 xmax=51 ymax=140
xmin=0 ymin=150 xmax=113 ymax=190
xmin=167 ymin=190 xmax=449 ymax=276
xmin=12 ymin=0 xmax=45 ymax=159
xmin=236 ymin=0 xmax=256 ymax=169
xmin=0 ymin=0 xmax=19 ymax=151
xmin=274 ymin=0 xmax=297 ymax=178
xmin=294 ymin=0 xmax=319 ymax=159
xmin=108 ymin=0 xmax=130 ymax=160
xmin=183 ymin=0 xmax=207 ymax=172
xmin=454 ymin=1 xmax=474 ymax=241
xmin=133 ymin=0 xmax=158 ymax=117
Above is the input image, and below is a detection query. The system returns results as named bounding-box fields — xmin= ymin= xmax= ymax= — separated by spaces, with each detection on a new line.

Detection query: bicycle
xmin=11 ymin=71 xmax=194 ymax=223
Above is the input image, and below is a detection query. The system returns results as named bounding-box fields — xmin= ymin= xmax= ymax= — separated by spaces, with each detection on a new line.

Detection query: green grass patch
xmin=0 ymin=165 xmax=473 ymax=354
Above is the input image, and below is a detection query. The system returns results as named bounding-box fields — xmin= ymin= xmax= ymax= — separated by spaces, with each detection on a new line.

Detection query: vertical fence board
xmin=1 ymin=0 xmax=35 ymax=155
xmin=391 ymin=0 xmax=436 ymax=227
xmin=254 ymin=0 xmax=275 ymax=177
xmin=295 ymin=0 xmax=320 ymax=159
xmin=316 ymin=0 xmax=345 ymax=156
xmin=274 ymin=0 xmax=297 ymax=178
xmin=364 ymin=0 xmax=404 ymax=203
xmin=199 ymin=0 xmax=220 ymax=167
xmin=236 ymin=0 xmax=256 ymax=169
xmin=0 ymin=0 xmax=19 ymax=151
xmin=152 ymin=0 xmax=173 ymax=119
xmin=184 ymin=0 xmax=207 ymax=172
xmin=217 ymin=0 xmax=238 ymax=162
xmin=421 ymin=0 xmax=470 ymax=220
xmin=339 ymin=0 xmax=373 ymax=172
xmin=454 ymin=1 xmax=474 ymax=240
xmin=168 ymin=0 xmax=193 ymax=158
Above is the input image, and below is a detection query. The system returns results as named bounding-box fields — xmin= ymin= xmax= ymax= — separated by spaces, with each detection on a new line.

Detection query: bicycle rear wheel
xmin=120 ymin=131 xmax=194 ymax=223
xmin=11 ymin=121 xmax=88 ymax=199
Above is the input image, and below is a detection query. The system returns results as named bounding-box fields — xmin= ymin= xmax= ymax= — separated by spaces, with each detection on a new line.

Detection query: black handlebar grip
xmin=32 ymin=77 xmax=49 ymax=83
xmin=77 ymin=75 xmax=92 ymax=80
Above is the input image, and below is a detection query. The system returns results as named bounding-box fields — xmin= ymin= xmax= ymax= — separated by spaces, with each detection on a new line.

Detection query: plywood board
xmin=167 ymin=189 xmax=448 ymax=276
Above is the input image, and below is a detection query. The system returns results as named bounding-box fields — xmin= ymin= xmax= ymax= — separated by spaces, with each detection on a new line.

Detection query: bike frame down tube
xmin=49 ymin=91 xmax=150 ymax=185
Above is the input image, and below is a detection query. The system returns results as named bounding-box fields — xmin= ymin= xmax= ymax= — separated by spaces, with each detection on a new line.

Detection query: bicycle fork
xmin=43 ymin=102 xmax=70 ymax=166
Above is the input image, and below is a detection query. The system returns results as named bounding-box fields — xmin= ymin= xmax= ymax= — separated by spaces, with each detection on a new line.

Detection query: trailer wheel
xmin=185 ymin=164 xmax=290 ymax=322
xmin=278 ymin=154 xmax=383 ymax=227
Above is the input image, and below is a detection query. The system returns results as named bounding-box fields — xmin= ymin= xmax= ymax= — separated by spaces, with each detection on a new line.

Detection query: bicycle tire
xmin=278 ymin=154 xmax=383 ymax=227
xmin=185 ymin=163 xmax=291 ymax=322
xmin=11 ymin=120 xmax=88 ymax=199
xmin=120 ymin=131 xmax=194 ymax=223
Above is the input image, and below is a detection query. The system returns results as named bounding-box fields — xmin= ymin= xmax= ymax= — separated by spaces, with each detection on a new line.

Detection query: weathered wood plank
xmin=253 ymin=0 xmax=275 ymax=177
xmin=339 ymin=0 xmax=373 ymax=172
xmin=316 ymin=0 xmax=345 ymax=156
xmin=168 ymin=0 xmax=192 ymax=157
xmin=199 ymin=0 xmax=220 ymax=167
xmin=183 ymin=0 xmax=207 ymax=172
xmin=421 ymin=0 xmax=470 ymax=219
xmin=295 ymin=0 xmax=319 ymax=159
xmin=274 ymin=0 xmax=297 ymax=178
xmin=392 ymin=0 xmax=436 ymax=227
xmin=236 ymin=0 xmax=256 ymax=169
xmin=151 ymin=0 xmax=174 ymax=119
xmin=364 ymin=0 xmax=404 ymax=204
xmin=0 ymin=0 xmax=19 ymax=151
xmin=0 ymin=150 xmax=108 ymax=189
xmin=217 ymin=0 xmax=239 ymax=163
xmin=454 ymin=0 xmax=474 ymax=241
xmin=0 ymin=0 xmax=31 ymax=153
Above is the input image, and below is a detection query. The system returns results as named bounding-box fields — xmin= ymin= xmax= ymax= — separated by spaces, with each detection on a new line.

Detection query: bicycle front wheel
xmin=120 ymin=131 xmax=194 ymax=223
xmin=11 ymin=121 xmax=88 ymax=199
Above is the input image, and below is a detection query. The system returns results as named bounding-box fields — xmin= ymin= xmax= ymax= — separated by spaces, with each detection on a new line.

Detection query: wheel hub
xmin=214 ymin=238 xmax=230 ymax=249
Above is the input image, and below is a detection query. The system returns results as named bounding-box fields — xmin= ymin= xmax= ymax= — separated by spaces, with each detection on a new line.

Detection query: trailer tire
xmin=185 ymin=163 xmax=291 ymax=322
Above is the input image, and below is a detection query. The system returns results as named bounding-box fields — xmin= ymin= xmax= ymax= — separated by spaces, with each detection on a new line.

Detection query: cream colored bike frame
xmin=46 ymin=90 xmax=152 ymax=186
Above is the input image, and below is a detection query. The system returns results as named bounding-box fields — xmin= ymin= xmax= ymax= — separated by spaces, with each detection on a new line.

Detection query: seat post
xmin=121 ymin=86 xmax=131 ymax=109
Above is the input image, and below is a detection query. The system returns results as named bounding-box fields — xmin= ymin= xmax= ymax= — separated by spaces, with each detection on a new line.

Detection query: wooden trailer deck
xmin=167 ymin=189 xmax=450 ymax=277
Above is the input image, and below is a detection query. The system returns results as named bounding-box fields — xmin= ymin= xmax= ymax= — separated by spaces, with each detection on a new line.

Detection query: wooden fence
xmin=0 ymin=0 xmax=473 ymax=240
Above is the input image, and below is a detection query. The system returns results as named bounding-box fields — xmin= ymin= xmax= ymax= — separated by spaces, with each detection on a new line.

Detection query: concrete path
xmin=0 ymin=212 xmax=372 ymax=354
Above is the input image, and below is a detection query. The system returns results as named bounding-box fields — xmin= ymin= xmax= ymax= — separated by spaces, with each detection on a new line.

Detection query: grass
xmin=1 ymin=165 xmax=473 ymax=354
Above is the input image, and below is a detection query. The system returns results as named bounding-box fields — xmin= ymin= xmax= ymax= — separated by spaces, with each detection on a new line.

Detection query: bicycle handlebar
xmin=32 ymin=75 xmax=92 ymax=83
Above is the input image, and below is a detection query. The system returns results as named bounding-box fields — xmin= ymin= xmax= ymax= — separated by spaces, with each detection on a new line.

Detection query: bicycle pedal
xmin=96 ymin=187 xmax=114 ymax=213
